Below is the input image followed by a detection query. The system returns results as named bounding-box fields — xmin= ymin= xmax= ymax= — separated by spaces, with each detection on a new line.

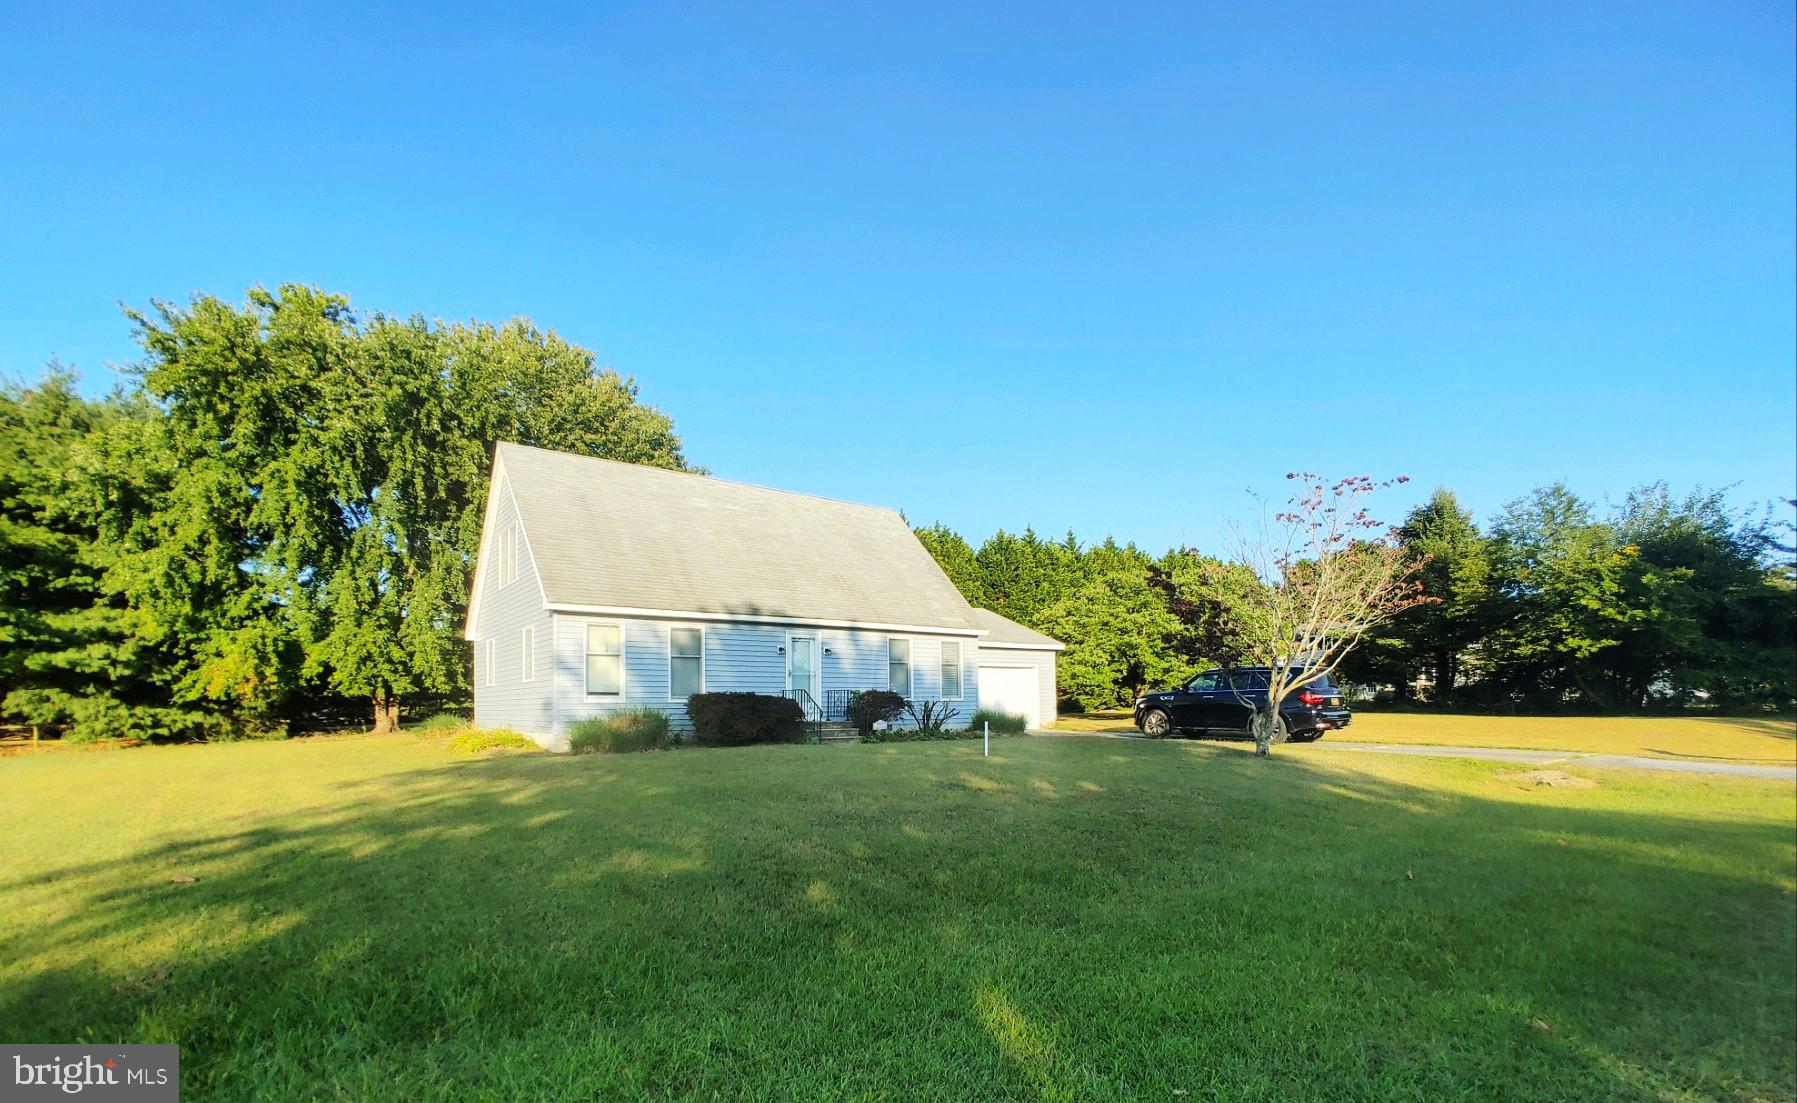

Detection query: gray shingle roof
xmin=497 ymin=442 xmax=981 ymax=632
xmin=968 ymin=607 xmax=1065 ymax=649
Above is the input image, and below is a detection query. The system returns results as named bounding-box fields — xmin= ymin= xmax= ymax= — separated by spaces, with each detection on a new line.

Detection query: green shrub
xmin=4 ymin=689 xmax=238 ymax=743
xmin=447 ymin=728 xmax=542 ymax=756
xmin=567 ymin=709 xmax=673 ymax=754
xmin=863 ymin=723 xmax=980 ymax=744
xmin=845 ymin=690 xmax=907 ymax=736
xmin=686 ymin=693 xmax=805 ymax=746
xmin=967 ymin=708 xmax=1028 ymax=736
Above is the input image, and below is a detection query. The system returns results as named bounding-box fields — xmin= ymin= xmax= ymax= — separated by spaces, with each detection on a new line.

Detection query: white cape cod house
xmin=465 ymin=443 xmax=1063 ymax=749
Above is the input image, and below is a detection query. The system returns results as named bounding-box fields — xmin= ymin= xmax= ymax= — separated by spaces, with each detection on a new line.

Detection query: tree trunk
xmin=372 ymin=689 xmax=401 ymax=733
xmin=1569 ymin=666 xmax=1616 ymax=712
xmin=1434 ymin=648 xmax=1453 ymax=704
xmin=1251 ymin=704 xmax=1287 ymax=758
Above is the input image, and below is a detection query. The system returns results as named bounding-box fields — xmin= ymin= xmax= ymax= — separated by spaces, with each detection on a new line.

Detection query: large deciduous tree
xmin=111 ymin=284 xmax=689 ymax=733
xmin=1486 ymin=483 xmax=1647 ymax=709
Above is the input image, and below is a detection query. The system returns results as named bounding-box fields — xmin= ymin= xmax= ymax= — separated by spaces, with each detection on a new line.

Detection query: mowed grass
xmin=1055 ymin=710 xmax=1797 ymax=763
xmin=2 ymin=736 xmax=1793 ymax=1102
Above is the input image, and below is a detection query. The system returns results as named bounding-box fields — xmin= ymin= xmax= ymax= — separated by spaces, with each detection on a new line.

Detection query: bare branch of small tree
xmin=902 ymin=698 xmax=960 ymax=734
xmin=1201 ymin=474 xmax=1433 ymax=757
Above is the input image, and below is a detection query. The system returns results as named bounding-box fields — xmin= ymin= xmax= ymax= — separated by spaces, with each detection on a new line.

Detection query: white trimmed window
xmin=940 ymin=640 xmax=962 ymax=698
xmin=504 ymin=525 xmax=521 ymax=585
xmin=585 ymin=623 xmax=623 ymax=697
xmin=888 ymin=638 xmax=911 ymax=696
xmin=521 ymin=626 xmax=535 ymax=682
xmin=484 ymin=639 xmax=495 ymax=687
xmin=670 ymin=627 xmax=703 ymax=699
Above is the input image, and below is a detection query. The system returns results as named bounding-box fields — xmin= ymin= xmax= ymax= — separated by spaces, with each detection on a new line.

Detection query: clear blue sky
xmin=4 ymin=1 xmax=1792 ymax=552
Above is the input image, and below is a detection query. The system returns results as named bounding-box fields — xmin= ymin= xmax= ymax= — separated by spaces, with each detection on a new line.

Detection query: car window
xmin=1186 ymin=672 xmax=1220 ymax=692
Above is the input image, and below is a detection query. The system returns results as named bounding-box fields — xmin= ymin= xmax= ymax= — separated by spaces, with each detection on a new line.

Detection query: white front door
xmin=787 ymin=635 xmax=819 ymax=705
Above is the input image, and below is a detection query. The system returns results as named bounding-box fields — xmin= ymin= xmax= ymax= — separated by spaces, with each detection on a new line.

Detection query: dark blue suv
xmin=1133 ymin=667 xmax=1351 ymax=742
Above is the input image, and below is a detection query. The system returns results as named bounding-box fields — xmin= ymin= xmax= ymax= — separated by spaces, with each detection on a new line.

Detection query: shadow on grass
xmin=0 ymin=740 xmax=1792 ymax=1101
xmin=1688 ymin=715 xmax=1797 ymax=740
xmin=1642 ymin=745 xmax=1797 ymax=764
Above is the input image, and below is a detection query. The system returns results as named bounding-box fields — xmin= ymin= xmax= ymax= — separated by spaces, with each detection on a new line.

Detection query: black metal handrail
xmin=824 ymin=689 xmax=853 ymax=722
xmin=785 ymin=688 xmax=824 ymax=741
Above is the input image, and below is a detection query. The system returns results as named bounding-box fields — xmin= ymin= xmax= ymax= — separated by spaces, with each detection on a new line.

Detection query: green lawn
xmin=2 ymin=735 xmax=1793 ymax=1102
xmin=1054 ymin=710 xmax=1797 ymax=764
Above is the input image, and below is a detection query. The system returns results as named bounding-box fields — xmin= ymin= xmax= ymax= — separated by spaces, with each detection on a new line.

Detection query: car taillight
xmin=1298 ymin=690 xmax=1325 ymax=705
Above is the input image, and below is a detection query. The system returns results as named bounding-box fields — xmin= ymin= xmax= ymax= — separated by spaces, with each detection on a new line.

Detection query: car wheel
xmin=1140 ymin=709 xmax=1172 ymax=738
xmin=1243 ymin=714 xmax=1288 ymax=743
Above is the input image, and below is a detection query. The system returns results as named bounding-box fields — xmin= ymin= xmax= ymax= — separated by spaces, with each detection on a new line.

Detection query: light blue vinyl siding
xmin=550 ymin=615 xmax=981 ymax=742
xmin=470 ymin=479 xmax=555 ymax=736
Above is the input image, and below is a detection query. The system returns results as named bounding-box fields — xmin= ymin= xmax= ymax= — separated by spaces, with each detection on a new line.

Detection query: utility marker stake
xmin=984 ymin=720 xmax=989 ymax=758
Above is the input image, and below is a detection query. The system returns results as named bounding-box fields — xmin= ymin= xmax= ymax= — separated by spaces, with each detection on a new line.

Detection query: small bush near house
xmin=447 ymin=729 xmax=541 ymax=756
xmin=686 ymin=693 xmax=805 ymax=746
xmin=967 ymin=708 xmax=1028 ymax=736
xmin=567 ymin=710 xmax=673 ymax=754
xmin=863 ymin=725 xmax=980 ymax=744
xmin=845 ymin=690 xmax=907 ymax=736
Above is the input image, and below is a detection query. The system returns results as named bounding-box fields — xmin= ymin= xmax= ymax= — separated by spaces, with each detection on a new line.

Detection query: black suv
xmin=1133 ymin=667 xmax=1351 ymax=742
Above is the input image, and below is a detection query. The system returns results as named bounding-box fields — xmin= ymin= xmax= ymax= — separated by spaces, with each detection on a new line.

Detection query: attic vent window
xmin=503 ymin=524 xmax=521 ymax=585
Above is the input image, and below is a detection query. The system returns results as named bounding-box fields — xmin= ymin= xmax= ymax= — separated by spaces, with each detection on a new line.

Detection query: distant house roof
xmin=488 ymin=442 xmax=982 ymax=634
xmin=969 ymin=607 xmax=1065 ymax=650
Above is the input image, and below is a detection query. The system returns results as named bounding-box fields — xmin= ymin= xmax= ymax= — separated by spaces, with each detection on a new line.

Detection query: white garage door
xmin=978 ymin=665 xmax=1040 ymax=729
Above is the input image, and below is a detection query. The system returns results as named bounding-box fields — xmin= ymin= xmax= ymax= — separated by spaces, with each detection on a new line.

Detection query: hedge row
xmin=686 ymin=693 xmax=805 ymax=746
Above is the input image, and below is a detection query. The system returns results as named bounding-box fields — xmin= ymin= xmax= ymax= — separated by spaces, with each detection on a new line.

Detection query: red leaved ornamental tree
xmin=1199 ymin=474 xmax=1433 ymax=757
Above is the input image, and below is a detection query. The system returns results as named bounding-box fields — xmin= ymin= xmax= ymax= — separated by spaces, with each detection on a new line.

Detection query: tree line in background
xmin=1 ymin=284 xmax=688 ymax=740
xmin=4 ymin=283 xmax=1791 ymax=742
xmin=916 ymin=482 xmax=1795 ymax=713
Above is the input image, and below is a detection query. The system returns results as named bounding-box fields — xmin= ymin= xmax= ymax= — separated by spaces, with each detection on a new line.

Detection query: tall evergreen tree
xmin=912 ymin=523 xmax=985 ymax=606
xmin=1393 ymin=488 xmax=1497 ymax=698
xmin=1037 ymin=540 xmax=1194 ymax=708
xmin=0 ymin=371 xmax=186 ymax=739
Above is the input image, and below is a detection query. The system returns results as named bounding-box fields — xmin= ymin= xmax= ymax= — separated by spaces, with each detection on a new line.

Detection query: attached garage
xmin=970 ymin=608 xmax=1063 ymax=730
